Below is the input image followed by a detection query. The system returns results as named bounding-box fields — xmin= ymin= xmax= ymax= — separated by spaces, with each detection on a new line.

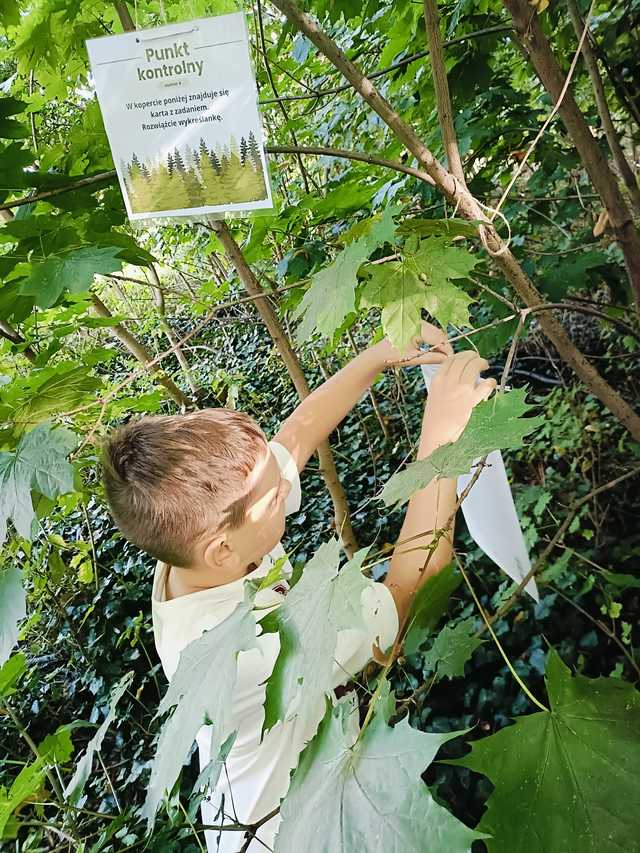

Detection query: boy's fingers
xmin=409 ymin=351 xmax=448 ymax=366
xmin=473 ymin=377 xmax=497 ymax=405
xmin=447 ymin=350 xmax=479 ymax=381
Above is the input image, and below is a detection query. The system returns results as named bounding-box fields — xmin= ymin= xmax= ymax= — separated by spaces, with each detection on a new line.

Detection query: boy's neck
xmin=165 ymin=560 xmax=256 ymax=599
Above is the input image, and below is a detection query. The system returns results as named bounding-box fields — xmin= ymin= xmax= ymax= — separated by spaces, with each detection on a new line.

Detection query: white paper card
xmin=86 ymin=14 xmax=273 ymax=220
xmin=421 ymin=364 xmax=538 ymax=601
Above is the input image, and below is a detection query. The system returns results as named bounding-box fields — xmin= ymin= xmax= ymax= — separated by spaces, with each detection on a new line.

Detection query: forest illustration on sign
xmin=124 ymin=133 xmax=268 ymax=213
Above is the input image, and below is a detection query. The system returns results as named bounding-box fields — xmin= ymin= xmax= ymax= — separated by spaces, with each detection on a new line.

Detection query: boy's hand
xmin=376 ymin=321 xmax=453 ymax=368
xmin=424 ymin=350 xmax=496 ymax=451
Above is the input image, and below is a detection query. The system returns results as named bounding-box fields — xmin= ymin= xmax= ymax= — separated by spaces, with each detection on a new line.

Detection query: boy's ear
xmin=202 ymin=533 xmax=233 ymax=568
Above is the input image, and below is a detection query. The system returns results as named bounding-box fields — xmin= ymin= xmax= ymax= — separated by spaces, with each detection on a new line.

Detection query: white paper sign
xmin=86 ymin=14 xmax=273 ymax=220
xmin=421 ymin=364 xmax=538 ymax=601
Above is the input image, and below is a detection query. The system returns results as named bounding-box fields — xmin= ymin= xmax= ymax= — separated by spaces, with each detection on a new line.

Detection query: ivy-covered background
xmin=0 ymin=0 xmax=639 ymax=850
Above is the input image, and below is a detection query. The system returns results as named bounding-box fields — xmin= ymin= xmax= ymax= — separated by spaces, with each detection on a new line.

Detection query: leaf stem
xmin=454 ymin=553 xmax=549 ymax=713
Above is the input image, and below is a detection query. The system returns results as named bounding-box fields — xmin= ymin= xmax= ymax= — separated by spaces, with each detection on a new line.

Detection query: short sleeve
xmin=332 ymin=582 xmax=399 ymax=682
xmin=268 ymin=440 xmax=302 ymax=516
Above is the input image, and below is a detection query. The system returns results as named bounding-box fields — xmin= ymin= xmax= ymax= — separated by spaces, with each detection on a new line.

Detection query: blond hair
xmin=102 ymin=408 xmax=266 ymax=567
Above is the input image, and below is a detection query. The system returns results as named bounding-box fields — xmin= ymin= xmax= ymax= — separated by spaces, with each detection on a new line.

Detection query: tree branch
xmin=504 ymin=0 xmax=640 ymax=305
xmin=91 ymin=293 xmax=194 ymax=408
xmin=268 ymin=0 xmax=640 ymax=442
xmin=422 ymin=0 xmax=465 ymax=183
xmin=0 ymin=145 xmax=437 ymax=213
xmin=567 ymin=0 xmax=640 ymax=216
xmin=258 ymin=24 xmax=512 ymax=104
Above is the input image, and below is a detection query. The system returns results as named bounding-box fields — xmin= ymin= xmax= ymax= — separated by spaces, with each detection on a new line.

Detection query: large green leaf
xmin=11 ymin=365 xmax=101 ymax=429
xmin=275 ymin=696 xmax=484 ymax=853
xmin=0 ymin=652 xmax=26 ymax=698
xmin=422 ymin=618 xmax=484 ymax=680
xmin=361 ymin=235 xmax=476 ymax=350
xmin=451 ymin=650 xmax=640 ymax=852
xmin=260 ymin=541 xmax=372 ymax=734
xmin=0 ymin=568 xmax=26 ymax=666
xmin=143 ymin=594 xmax=257 ymax=828
xmin=0 ymin=422 xmax=77 ymax=543
xmin=381 ymin=388 xmax=542 ymax=507
xmin=294 ymin=208 xmax=397 ymax=342
xmin=19 ymin=246 xmax=124 ymax=308
xmin=64 ymin=671 xmax=133 ymax=805
xmin=404 ymin=563 xmax=461 ymax=655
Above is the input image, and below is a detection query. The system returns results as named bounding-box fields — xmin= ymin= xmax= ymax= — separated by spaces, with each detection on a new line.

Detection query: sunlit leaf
xmin=0 ymin=569 xmax=26 ymax=667
xmin=294 ymin=208 xmax=397 ymax=342
xmin=275 ymin=695 xmax=485 ymax=852
xmin=143 ymin=594 xmax=257 ymax=829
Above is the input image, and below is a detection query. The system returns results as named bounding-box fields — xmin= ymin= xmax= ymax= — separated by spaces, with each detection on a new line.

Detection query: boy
xmin=102 ymin=323 xmax=493 ymax=851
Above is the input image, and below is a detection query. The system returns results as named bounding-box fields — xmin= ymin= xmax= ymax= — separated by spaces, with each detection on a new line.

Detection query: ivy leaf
xmin=450 ymin=650 xmax=640 ymax=852
xmin=19 ymin=246 xmax=124 ymax=308
xmin=404 ymin=564 xmax=461 ymax=655
xmin=294 ymin=208 xmax=397 ymax=343
xmin=0 ymin=568 xmax=26 ymax=667
xmin=275 ymin=696 xmax=485 ymax=852
xmin=143 ymin=594 xmax=257 ymax=829
xmin=260 ymin=541 xmax=371 ymax=735
xmin=381 ymin=388 xmax=542 ymax=507
xmin=65 ymin=671 xmax=134 ymax=805
xmin=422 ymin=618 xmax=484 ymax=680
xmin=0 ymin=422 xmax=77 ymax=543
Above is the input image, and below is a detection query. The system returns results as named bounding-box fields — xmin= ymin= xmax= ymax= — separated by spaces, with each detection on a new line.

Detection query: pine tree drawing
xmin=124 ymin=131 xmax=268 ymax=213
xmin=247 ymin=131 xmax=262 ymax=170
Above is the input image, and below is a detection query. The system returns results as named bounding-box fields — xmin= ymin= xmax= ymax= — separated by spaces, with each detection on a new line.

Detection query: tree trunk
xmin=566 ymin=0 xmax=640 ymax=216
xmin=268 ymin=0 xmax=640 ymax=443
xmin=91 ymin=294 xmax=194 ymax=409
xmin=504 ymin=0 xmax=640 ymax=305
xmin=211 ymin=220 xmax=359 ymax=558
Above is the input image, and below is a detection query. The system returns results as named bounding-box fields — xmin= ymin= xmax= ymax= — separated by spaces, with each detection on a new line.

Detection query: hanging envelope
xmin=421 ymin=364 xmax=538 ymax=601
xmin=86 ymin=13 xmax=273 ymax=221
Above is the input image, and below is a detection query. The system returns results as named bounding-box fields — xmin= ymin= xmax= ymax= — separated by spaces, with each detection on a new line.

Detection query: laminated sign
xmin=86 ymin=14 xmax=273 ymax=220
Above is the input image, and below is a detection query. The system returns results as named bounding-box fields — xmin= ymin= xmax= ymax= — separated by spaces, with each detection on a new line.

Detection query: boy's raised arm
xmin=272 ymin=323 xmax=450 ymax=473
xmin=383 ymin=351 xmax=496 ymax=629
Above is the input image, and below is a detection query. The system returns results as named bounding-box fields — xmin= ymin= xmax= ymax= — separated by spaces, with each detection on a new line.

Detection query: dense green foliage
xmin=0 ymin=0 xmax=639 ymax=850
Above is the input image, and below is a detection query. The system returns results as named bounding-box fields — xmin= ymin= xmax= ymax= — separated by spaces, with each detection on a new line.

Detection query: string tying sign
xmin=86 ymin=14 xmax=273 ymax=221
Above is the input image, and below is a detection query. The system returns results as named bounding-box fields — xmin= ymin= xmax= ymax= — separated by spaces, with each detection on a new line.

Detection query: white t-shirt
xmin=151 ymin=441 xmax=398 ymax=852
